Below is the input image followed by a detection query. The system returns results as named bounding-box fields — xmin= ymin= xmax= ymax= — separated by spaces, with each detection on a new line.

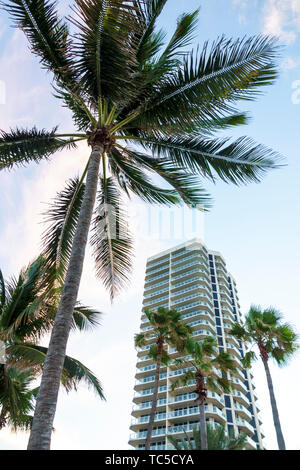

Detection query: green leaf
xmin=90 ymin=176 xmax=134 ymax=299
xmin=71 ymin=303 xmax=102 ymax=331
xmin=139 ymin=135 xmax=282 ymax=185
xmin=3 ymin=0 xmax=78 ymax=90
xmin=42 ymin=176 xmax=85 ymax=285
xmin=110 ymin=147 xmax=181 ymax=205
xmin=8 ymin=343 xmax=105 ymax=399
xmin=70 ymin=0 xmax=139 ymax=104
xmin=127 ymin=150 xmax=212 ymax=208
xmin=0 ymin=127 xmax=76 ymax=171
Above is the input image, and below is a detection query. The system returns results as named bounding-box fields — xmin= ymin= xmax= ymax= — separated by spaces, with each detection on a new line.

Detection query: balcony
xmin=168 ymin=405 xmax=226 ymax=424
xmin=131 ymin=412 xmax=167 ymax=428
xmin=231 ymin=390 xmax=250 ymax=408
xmin=230 ymin=377 xmax=248 ymax=394
xmin=171 ymin=275 xmax=211 ymax=294
xmin=234 ymin=403 xmax=252 ymax=421
xmin=133 ymin=385 xmax=167 ymax=403
xmin=181 ymin=309 xmax=215 ymax=324
xmin=132 ymin=398 xmax=167 ymax=416
xmin=171 ymin=284 xmax=211 ymax=302
xmin=129 ymin=428 xmax=166 ymax=442
xmin=135 ymin=372 xmax=167 ymax=391
xmin=235 ymin=418 xmax=254 ymax=436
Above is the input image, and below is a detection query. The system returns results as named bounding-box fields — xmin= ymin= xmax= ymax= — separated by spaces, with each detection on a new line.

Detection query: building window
xmin=224 ymin=395 xmax=231 ymax=408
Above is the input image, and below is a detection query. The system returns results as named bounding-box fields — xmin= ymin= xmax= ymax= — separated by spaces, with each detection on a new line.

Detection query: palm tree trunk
xmin=27 ymin=145 xmax=103 ymax=450
xmin=262 ymin=357 xmax=286 ymax=450
xmin=195 ymin=372 xmax=207 ymax=450
xmin=199 ymin=400 xmax=207 ymax=450
xmin=145 ymin=338 xmax=163 ymax=450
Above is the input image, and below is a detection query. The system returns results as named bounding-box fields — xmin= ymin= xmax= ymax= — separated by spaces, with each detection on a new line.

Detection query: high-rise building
xmin=129 ymin=239 xmax=264 ymax=450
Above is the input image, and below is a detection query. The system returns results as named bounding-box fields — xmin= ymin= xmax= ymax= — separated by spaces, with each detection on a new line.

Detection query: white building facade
xmin=129 ymin=239 xmax=264 ymax=450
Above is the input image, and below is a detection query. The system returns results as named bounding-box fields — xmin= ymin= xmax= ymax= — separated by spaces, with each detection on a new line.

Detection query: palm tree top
xmin=1 ymin=0 xmax=281 ymax=174
xmin=0 ymin=258 xmax=105 ymax=399
xmin=1 ymin=1 xmax=283 ymax=299
xmin=171 ymin=336 xmax=237 ymax=396
xmin=231 ymin=305 xmax=299 ymax=366
xmin=135 ymin=307 xmax=192 ymax=353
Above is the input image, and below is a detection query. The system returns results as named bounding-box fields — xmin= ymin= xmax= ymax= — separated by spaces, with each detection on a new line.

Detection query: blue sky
xmin=0 ymin=0 xmax=300 ymax=450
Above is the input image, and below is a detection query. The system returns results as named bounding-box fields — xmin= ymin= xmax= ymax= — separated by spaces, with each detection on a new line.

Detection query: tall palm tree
xmin=0 ymin=258 xmax=105 ymax=431
xmin=230 ymin=306 xmax=298 ymax=450
xmin=1 ymin=0 xmax=282 ymax=449
xmin=135 ymin=307 xmax=192 ymax=450
xmin=171 ymin=336 xmax=236 ymax=450
xmin=167 ymin=423 xmax=248 ymax=450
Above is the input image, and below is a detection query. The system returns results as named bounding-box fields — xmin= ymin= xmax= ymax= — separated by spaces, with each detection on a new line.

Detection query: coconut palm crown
xmin=0 ymin=0 xmax=282 ymax=450
xmin=1 ymin=1 xmax=283 ymax=298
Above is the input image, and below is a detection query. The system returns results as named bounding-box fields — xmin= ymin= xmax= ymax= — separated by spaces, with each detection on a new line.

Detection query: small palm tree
xmin=167 ymin=423 xmax=248 ymax=450
xmin=1 ymin=0 xmax=282 ymax=449
xmin=171 ymin=336 xmax=236 ymax=450
xmin=230 ymin=305 xmax=298 ymax=450
xmin=135 ymin=307 xmax=192 ymax=450
xmin=0 ymin=258 xmax=105 ymax=430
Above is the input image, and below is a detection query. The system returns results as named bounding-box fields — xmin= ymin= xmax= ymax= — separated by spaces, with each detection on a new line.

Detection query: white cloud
xmin=280 ymin=56 xmax=300 ymax=69
xmin=263 ymin=0 xmax=300 ymax=44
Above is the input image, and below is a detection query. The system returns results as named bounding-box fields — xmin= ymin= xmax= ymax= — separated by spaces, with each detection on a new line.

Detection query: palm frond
xmin=3 ymin=0 xmax=78 ymax=89
xmin=242 ymin=351 xmax=256 ymax=368
xmin=0 ymin=258 xmax=46 ymax=336
xmin=60 ymin=354 xmax=105 ymax=399
xmin=90 ymin=176 xmax=134 ymax=299
xmin=158 ymin=10 xmax=199 ymax=64
xmin=42 ymin=176 xmax=85 ymax=286
xmin=141 ymin=35 xmax=279 ymax=124
xmin=71 ymin=303 xmax=102 ymax=331
xmin=70 ymin=0 xmax=139 ymax=104
xmin=53 ymin=87 xmax=92 ymax=131
xmin=7 ymin=343 xmax=105 ymax=399
xmin=126 ymin=150 xmax=212 ymax=208
xmin=110 ymin=147 xmax=181 ymax=205
xmin=138 ymin=135 xmax=282 ymax=185
xmin=135 ymin=0 xmax=168 ymax=64
xmin=0 ymin=127 xmax=76 ymax=171
xmin=0 ymin=365 xmax=36 ymax=431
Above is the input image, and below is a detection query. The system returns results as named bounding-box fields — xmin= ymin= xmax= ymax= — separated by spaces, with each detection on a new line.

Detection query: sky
xmin=0 ymin=0 xmax=300 ymax=450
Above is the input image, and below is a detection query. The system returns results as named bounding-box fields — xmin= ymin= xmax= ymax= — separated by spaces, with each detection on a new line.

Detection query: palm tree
xmin=171 ymin=336 xmax=236 ymax=450
xmin=135 ymin=307 xmax=192 ymax=450
xmin=0 ymin=258 xmax=105 ymax=431
xmin=1 ymin=0 xmax=282 ymax=449
xmin=167 ymin=422 xmax=248 ymax=450
xmin=230 ymin=306 xmax=298 ymax=450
